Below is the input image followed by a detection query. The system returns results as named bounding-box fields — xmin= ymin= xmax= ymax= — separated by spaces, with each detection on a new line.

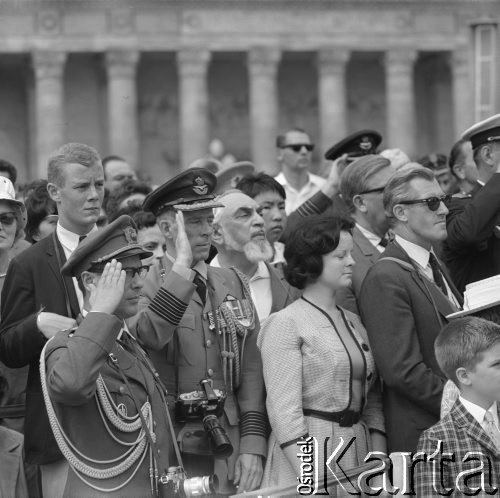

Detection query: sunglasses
xmin=0 ymin=212 xmax=17 ymax=226
xmin=282 ymin=144 xmax=315 ymax=153
xmin=359 ymin=186 xmax=385 ymax=195
xmin=398 ymin=194 xmax=452 ymax=212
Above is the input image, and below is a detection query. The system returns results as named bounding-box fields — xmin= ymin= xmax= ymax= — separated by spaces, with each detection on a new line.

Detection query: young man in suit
xmin=359 ymin=167 xmax=463 ymax=453
xmin=210 ymin=190 xmax=300 ymax=321
xmin=0 ymin=142 xmax=104 ymax=496
xmin=129 ymin=168 xmax=267 ymax=494
xmin=415 ymin=317 xmax=500 ymax=497
xmin=336 ymin=154 xmax=395 ymax=314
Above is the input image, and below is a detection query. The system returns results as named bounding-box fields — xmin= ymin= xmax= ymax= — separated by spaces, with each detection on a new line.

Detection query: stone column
xmin=317 ymin=48 xmax=350 ymax=156
xmin=177 ymin=49 xmax=211 ymax=168
xmin=385 ymin=49 xmax=417 ymax=157
xmin=247 ymin=47 xmax=281 ymax=174
xmin=32 ymin=50 xmax=67 ymax=178
xmin=105 ymin=50 xmax=140 ymax=167
xmin=450 ymin=49 xmax=472 ymax=137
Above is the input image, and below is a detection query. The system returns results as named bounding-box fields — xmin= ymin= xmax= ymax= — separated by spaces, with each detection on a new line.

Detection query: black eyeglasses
xmin=398 ymin=194 xmax=452 ymax=212
xmin=282 ymin=144 xmax=315 ymax=153
xmin=122 ymin=266 xmax=150 ymax=280
xmin=359 ymin=186 xmax=385 ymax=195
xmin=0 ymin=212 xmax=16 ymax=226
xmin=88 ymin=264 xmax=150 ymax=279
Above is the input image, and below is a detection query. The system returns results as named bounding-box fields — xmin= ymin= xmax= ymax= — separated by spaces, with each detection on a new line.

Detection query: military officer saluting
xmin=129 ymin=168 xmax=266 ymax=494
xmin=40 ymin=216 xmax=177 ymax=498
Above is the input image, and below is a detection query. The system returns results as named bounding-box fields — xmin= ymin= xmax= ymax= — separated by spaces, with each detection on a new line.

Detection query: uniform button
xmin=367 ymin=372 xmax=373 ymax=381
xmin=154 ymin=421 xmax=157 ymax=427
xmin=361 ymin=343 xmax=370 ymax=352
xmin=207 ymin=368 xmax=214 ymax=377
xmin=119 ymin=386 xmax=125 ymax=394
xmin=205 ymin=340 xmax=212 ymax=348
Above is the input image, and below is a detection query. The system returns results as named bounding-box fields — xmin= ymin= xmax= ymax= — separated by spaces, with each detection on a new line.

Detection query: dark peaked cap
xmin=324 ymin=129 xmax=382 ymax=161
xmin=62 ymin=215 xmax=153 ymax=278
xmin=143 ymin=167 xmax=224 ymax=216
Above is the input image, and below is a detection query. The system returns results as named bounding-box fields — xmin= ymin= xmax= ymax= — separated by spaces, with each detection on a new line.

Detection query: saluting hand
xmin=88 ymin=260 xmax=126 ymax=315
xmin=174 ymin=210 xmax=193 ymax=268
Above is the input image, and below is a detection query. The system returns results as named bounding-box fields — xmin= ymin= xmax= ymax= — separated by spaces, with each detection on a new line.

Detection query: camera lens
xmin=202 ymin=414 xmax=233 ymax=458
xmin=182 ymin=474 xmax=219 ymax=497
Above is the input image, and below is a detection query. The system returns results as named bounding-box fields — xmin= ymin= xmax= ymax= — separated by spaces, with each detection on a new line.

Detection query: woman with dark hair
xmin=24 ymin=180 xmax=58 ymax=244
xmin=257 ymin=214 xmax=386 ymax=494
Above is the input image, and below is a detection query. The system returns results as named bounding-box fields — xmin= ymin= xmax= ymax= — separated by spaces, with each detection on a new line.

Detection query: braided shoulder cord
xmin=39 ymin=340 xmax=153 ymax=490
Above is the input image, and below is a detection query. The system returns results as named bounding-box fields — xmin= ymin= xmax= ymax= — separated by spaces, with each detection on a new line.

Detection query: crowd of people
xmin=0 ymin=113 xmax=500 ymax=497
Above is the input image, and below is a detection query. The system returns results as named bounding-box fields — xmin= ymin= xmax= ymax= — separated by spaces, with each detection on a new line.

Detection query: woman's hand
xmin=88 ymin=260 xmax=126 ymax=315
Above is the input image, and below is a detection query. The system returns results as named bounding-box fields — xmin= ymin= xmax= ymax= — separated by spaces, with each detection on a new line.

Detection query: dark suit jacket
xmin=442 ymin=175 xmax=500 ymax=293
xmin=337 ymin=226 xmax=381 ymax=315
xmin=358 ymin=242 xmax=462 ymax=453
xmin=0 ymin=233 xmax=80 ymax=464
xmin=415 ymin=400 xmax=500 ymax=497
xmin=266 ymin=262 xmax=301 ymax=315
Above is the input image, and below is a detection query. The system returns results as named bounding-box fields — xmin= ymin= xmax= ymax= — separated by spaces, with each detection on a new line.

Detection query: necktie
xmin=78 ymin=235 xmax=87 ymax=244
xmin=193 ymin=272 xmax=207 ymax=306
xmin=428 ymin=253 xmax=448 ymax=297
xmin=484 ymin=411 xmax=500 ymax=449
xmin=379 ymin=236 xmax=389 ymax=248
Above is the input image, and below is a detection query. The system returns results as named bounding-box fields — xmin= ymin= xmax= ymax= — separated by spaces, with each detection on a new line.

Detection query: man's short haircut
xmin=105 ymin=179 xmax=152 ymax=222
xmin=47 ymin=143 xmax=102 ymax=187
xmin=132 ymin=210 xmax=158 ymax=231
xmin=383 ymin=166 xmax=435 ymax=227
xmin=340 ymin=155 xmax=391 ymax=212
xmin=236 ymin=172 xmax=286 ymax=201
xmin=0 ymin=159 xmax=17 ymax=185
xmin=435 ymin=317 xmax=500 ymax=385
xmin=276 ymin=127 xmax=308 ymax=148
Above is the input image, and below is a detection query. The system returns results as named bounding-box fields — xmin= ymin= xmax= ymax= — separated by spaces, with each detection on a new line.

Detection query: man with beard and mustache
xmin=210 ymin=190 xmax=300 ymax=322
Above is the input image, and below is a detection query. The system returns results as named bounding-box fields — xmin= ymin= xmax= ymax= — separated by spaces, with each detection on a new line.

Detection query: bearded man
xmin=211 ymin=190 xmax=300 ymax=321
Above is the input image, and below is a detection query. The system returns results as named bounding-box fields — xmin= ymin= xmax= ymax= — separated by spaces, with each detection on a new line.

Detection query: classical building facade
xmin=0 ymin=0 xmax=498 ymax=183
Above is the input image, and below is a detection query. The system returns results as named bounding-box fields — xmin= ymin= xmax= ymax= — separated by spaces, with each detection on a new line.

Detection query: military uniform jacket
xmin=415 ymin=400 xmax=500 ymax=497
xmin=128 ymin=258 xmax=267 ymax=469
xmin=442 ymin=175 xmax=500 ymax=293
xmin=44 ymin=312 xmax=171 ymax=498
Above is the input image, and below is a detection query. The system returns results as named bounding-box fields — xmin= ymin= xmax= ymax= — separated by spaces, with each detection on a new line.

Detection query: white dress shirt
xmin=210 ymin=256 xmax=272 ymax=320
xmin=395 ymin=235 xmax=459 ymax=307
xmin=460 ymin=397 xmax=500 ymax=432
xmin=274 ymin=171 xmax=325 ymax=214
xmin=56 ymin=223 xmax=97 ymax=311
xmin=356 ymin=223 xmax=385 ymax=253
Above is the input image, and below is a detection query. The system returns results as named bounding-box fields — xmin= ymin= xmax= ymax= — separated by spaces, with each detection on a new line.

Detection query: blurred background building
xmin=0 ymin=0 xmax=498 ymax=183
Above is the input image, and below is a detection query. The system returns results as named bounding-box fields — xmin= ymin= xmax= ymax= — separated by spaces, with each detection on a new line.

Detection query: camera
xmin=159 ymin=466 xmax=218 ymax=498
xmin=175 ymin=380 xmax=233 ymax=458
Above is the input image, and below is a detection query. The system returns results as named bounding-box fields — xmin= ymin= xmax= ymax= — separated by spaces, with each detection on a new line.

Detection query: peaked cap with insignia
xmin=142 ymin=167 xmax=224 ymax=216
xmin=61 ymin=215 xmax=152 ymax=277
xmin=324 ymin=129 xmax=382 ymax=161
xmin=461 ymin=113 xmax=500 ymax=150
